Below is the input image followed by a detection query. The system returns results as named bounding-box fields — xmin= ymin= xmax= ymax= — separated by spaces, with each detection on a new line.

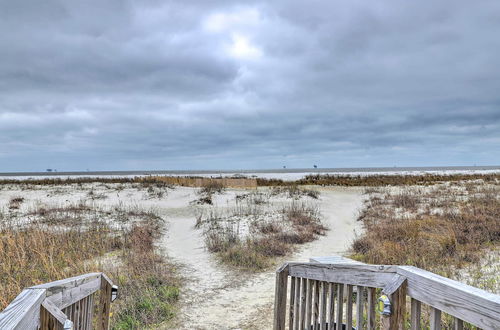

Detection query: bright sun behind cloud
xmin=229 ymin=33 xmax=262 ymax=59
xmin=203 ymin=8 xmax=263 ymax=60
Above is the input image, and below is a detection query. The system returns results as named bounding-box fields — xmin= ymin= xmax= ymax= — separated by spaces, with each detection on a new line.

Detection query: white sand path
xmin=160 ymin=187 xmax=365 ymax=329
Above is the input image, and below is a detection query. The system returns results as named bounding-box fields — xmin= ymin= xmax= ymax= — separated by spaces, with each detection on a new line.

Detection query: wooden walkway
xmin=274 ymin=256 xmax=500 ymax=329
xmin=0 ymin=273 xmax=116 ymax=330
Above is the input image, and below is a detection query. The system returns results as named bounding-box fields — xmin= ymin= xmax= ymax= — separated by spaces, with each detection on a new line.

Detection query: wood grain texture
xmin=430 ymin=307 xmax=441 ymax=330
xmin=381 ymin=279 xmax=406 ymax=330
xmin=398 ymin=266 xmax=500 ymax=329
xmin=328 ymin=283 xmax=335 ymax=328
xmin=41 ymin=298 xmax=72 ymax=329
xmin=320 ymin=282 xmax=327 ymax=329
xmin=345 ymin=285 xmax=353 ymax=330
xmin=382 ymin=274 xmax=406 ymax=296
xmin=356 ymin=286 xmax=364 ymax=330
xmin=410 ymin=298 xmax=421 ymax=330
xmin=288 ymin=263 xmax=397 ymax=288
xmin=335 ymin=284 xmax=343 ymax=330
xmin=0 ymin=288 xmax=46 ymax=330
xmin=300 ymin=278 xmax=307 ymax=330
xmin=305 ymin=279 xmax=312 ymax=329
xmin=274 ymin=264 xmax=289 ymax=330
xmin=313 ymin=281 xmax=319 ymax=329
xmin=367 ymin=287 xmax=376 ymax=330
xmin=98 ymin=276 xmax=113 ymax=330
xmin=289 ymin=276 xmax=296 ymax=330
xmin=453 ymin=318 xmax=463 ymax=330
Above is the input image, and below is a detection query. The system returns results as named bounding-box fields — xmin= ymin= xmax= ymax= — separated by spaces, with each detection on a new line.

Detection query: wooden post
xmin=289 ymin=276 xmax=296 ymax=330
xmin=98 ymin=275 xmax=113 ymax=330
xmin=305 ymin=279 xmax=313 ymax=329
xmin=335 ymin=284 xmax=343 ymax=330
xmin=367 ymin=288 xmax=376 ymax=330
xmin=320 ymin=282 xmax=327 ymax=329
xmin=381 ymin=275 xmax=407 ymax=330
xmin=274 ymin=263 xmax=289 ymax=330
xmin=300 ymin=277 xmax=307 ymax=329
xmin=346 ymin=285 xmax=353 ymax=330
xmin=430 ymin=307 xmax=441 ymax=330
xmin=328 ymin=283 xmax=335 ymax=328
xmin=356 ymin=286 xmax=364 ymax=330
xmin=40 ymin=299 xmax=73 ymax=330
xmin=410 ymin=298 xmax=421 ymax=330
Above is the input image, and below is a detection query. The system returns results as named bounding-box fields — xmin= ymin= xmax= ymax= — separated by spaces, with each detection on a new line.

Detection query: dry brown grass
xmin=0 ymin=203 xmax=180 ymax=329
xmin=257 ymin=173 xmax=500 ymax=186
xmin=352 ymin=183 xmax=500 ymax=282
xmin=202 ymin=201 xmax=326 ymax=270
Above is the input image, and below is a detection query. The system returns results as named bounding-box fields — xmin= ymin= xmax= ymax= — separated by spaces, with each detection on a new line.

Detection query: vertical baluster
xmin=290 ymin=276 xmax=296 ymax=330
xmin=300 ymin=278 xmax=307 ymax=330
xmin=313 ymin=281 xmax=320 ymax=330
xmin=328 ymin=283 xmax=335 ymax=329
xmin=356 ymin=286 xmax=364 ymax=330
xmin=410 ymin=298 xmax=421 ymax=330
xmin=367 ymin=288 xmax=376 ymax=330
xmin=294 ymin=277 xmax=301 ymax=330
xmin=87 ymin=293 xmax=95 ymax=330
xmin=306 ymin=279 xmax=313 ymax=330
xmin=346 ymin=285 xmax=353 ymax=330
xmin=453 ymin=318 xmax=463 ymax=330
xmin=336 ymin=284 xmax=344 ymax=330
xmin=80 ymin=298 xmax=86 ymax=330
xmin=274 ymin=265 xmax=289 ymax=330
xmin=320 ymin=282 xmax=327 ymax=329
xmin=77 ymin=300 xmax=82 ymax=329
xmin=430 ymin=307 xmax=441 ymax=330
xmin=82 ymin=298 xmax=88 ymax=329
xmin=82 ymin=296 xmax=88 ymax=330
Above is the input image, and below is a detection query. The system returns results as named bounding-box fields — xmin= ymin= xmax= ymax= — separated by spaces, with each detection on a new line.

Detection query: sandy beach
xmin=0 ymin=183 xmax=364 ymax=329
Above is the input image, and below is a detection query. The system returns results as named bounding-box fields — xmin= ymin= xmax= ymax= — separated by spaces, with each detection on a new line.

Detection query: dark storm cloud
xmin=1 ymin=0 xmax=499 ymax=171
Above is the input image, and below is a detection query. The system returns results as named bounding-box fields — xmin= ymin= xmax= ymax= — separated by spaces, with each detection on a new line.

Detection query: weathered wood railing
xmin=0 ymin=273 xmax=117 ymax=330
xmin=274 ymin=256 xmax=500 ymax=330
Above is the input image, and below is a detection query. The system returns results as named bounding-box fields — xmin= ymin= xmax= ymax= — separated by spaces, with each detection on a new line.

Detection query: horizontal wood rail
xmin=274 ymin=256 xmax=500 ymax=330
xmin=0 ymin=273 xmax=117 ymax=330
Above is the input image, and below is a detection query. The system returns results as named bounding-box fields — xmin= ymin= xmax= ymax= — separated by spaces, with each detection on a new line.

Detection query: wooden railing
xmin=273 ymin=256 xmax=500 ymax=330
xmin=0 ymin=273 xmax=117 ymax=330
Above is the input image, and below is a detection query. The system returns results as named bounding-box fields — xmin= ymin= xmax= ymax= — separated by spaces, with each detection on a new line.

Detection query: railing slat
xmin=313 ymin=281 xmax=320 ymax=329
xmin=294 ymin=277 xmax=300 ymax=330
xmin=98 ymin=274 xmax=113 ymax=330
xmin=410 ymin=298 xmax=421 ymax=330
xmin=336 ymin=284 xmax=343 ymax=330
xmin=430 ymin=307 xmax=441 ymax=330
xmin=346 ymin=285 xmax=353 ymax=330
xmin=453 ymin=318 xmax=463 ymax=330
xmin=274 ymin=264 xmax=289 ymax=330
xmin=367 ymin=287 xmax=376 ymax=330
xmin=305 ymin=279 xmax=312 ymax=329
xmin=328 ymin=283 xmax=335 ymax=328
xmin=356 ymin=286 xmax=364 ymax=330
xmin=289 ymin=276 xmax=296 ymax=330
xmin=300 ymin=278 xmax=307 ymax=330
xmin=86 ymin=293 xmax=95 ymax=330
xmin=320 ymin=282 xmax=327 ymax=329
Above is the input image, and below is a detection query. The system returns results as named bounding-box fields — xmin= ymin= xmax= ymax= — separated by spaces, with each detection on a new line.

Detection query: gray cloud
xmin=0 ymin=0 xmax=499 ymax=171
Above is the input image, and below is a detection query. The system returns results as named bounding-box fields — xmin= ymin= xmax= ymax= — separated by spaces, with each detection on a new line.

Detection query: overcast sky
xmin=1 ymin=0 xmax=499 ymax=172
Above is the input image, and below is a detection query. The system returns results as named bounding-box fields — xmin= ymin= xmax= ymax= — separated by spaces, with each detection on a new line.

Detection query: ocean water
xmin=0 ymin=166 xmax=499 ymax=181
